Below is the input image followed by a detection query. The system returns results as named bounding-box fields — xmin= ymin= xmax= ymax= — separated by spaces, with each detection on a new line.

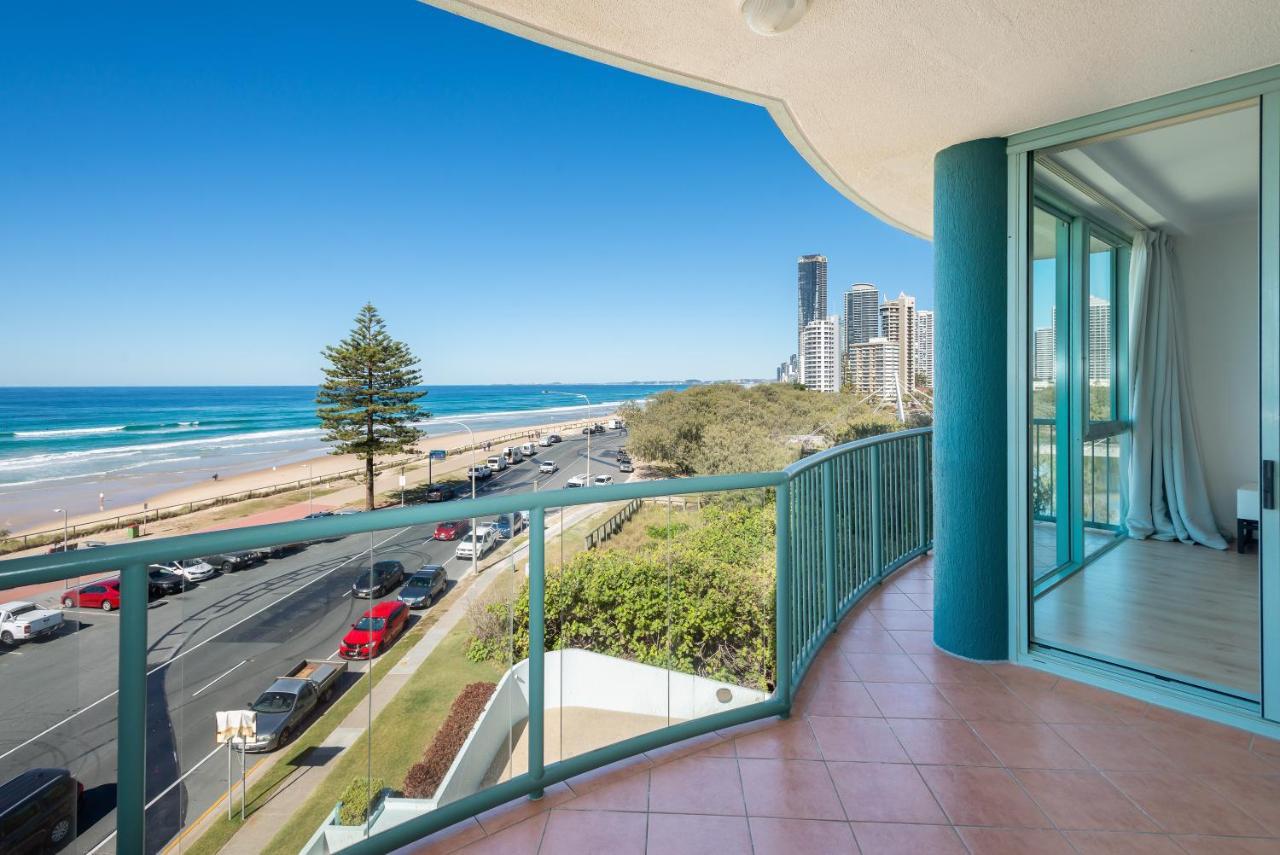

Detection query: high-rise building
xmin=879 ymin=292 xmax=916 ymax=390
xmin=843 ymin=284 xmax=880 ymax=346
xmin=1088 ymin=295 xmax=1111 ymax=385
xmin=851 ymin=337 xmax=900 ymax=399
xmin=800 ymin=316 xmax=840 ymax=393
xmin=1033 ymin=327 xmax=1055 ymax=382
xmin=796 ymin=255 xmax=828 ymax=355
xmin=777 ymin=355 xmax=800 ymax=384
xmin=915 ymin=309 xmax=935 ymax=388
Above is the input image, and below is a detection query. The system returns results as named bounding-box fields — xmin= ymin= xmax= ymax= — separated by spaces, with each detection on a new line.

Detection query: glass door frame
xmin=1006 ymin=66 xmax=1280 ymax=731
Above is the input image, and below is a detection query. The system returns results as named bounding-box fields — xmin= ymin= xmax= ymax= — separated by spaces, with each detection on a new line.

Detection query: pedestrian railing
xmin=582 ymin=498 xmax=643 ymax=549
xmin=0 ymin=427 xmax=932 ymax=855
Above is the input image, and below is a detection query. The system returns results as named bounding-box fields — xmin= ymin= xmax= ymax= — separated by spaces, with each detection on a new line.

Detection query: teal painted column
xmin=932 ymin=138 xmax=1009 ymax=660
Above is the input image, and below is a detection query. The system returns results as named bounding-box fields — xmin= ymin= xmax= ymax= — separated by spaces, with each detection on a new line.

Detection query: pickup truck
xmin=0 ymin=601 xmax=64 ymax=646
xmin=241 ymin=659 xmax=347 ymax=752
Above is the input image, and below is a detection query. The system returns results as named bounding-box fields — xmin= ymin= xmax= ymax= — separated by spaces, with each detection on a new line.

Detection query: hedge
xmin=336 ymin=776 xmax=387 ymax=826
xmin=402 ymin=681 xmax=497 ymax=799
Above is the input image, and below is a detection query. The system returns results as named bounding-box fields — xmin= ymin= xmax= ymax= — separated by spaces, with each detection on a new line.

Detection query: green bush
xmin=468 ymin=502 xmax=776 ymax=690
xmin=336 ymin=777 xmax=386 ymax=826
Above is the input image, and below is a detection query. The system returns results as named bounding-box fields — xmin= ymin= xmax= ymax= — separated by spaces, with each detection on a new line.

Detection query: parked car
xmin=467 ymin=465 xmax=492 ymax=480
xmin=303 ymin=510 xmax=334 ymax=520
xmin=607 ymin=418 xmax=624 ymax=430
xmin=492 ymin=512 xmax=528 ymax=540
xmin=241 ymin=660 xmax=347 ymax=752
xmin=147 ymin=568 xmax=185 ymax=597
xmin=351 ymin=560 xmax=406 ymax=598
xmin=340 ymin=601 xmax=410 ymax=659
xmin=566 ymin=474 xmax=590 ymax=488
xmin=0 ymin=767 xmax=82 ymax=853
xmin=399 ymin=565 xmax=447 ymax=608
xmin=619 ymin=459 xmax=634 ymax=473
xmin=519 ymin=442 xmax=537 ymax=458
xmin=454 ymin=527 xmax=498 ymax=560
xmin=594 ymin=474 xmax=614 ymax=486
xmin=45 ymin=542 xmax=79 ymax=555
xmin=583 ymin=424 xmax=605 ymax=434
xmin=502 ymin=446 xmax=522 ymax=464
xmin=260 ymin=542 xmax=307 ymax=559
xmin=61 ymin=578 xmax=121 ymax=611
xmin=539 ymin=460 xmax=558 ymax=474
xmin=433 ymin=520 xmax=470 ymax=541
xmin=486 ymin=455 xmax=507 ymax=473
xmin=153 ymin=558 xmax=216 ymax=583
xmin=0 ymin=601 xmax=64 ymax=647
xmin=202 ymin=551 xmax=259 ymax=574
xmin=424 ymin=483 xmax=456 ymax=503
xmin=547 ymin=433 xmax=562 ymax=444
xmin=538 ymin=435 xmax=554 ymax=447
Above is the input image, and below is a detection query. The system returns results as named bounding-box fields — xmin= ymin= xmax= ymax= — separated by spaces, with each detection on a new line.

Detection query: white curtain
xmin=1125 ymin=231 xmax=1226 ymax=549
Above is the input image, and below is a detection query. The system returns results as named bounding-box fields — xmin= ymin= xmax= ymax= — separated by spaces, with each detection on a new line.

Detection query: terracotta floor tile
xmin=1253 ymin=734 xmax=1280 ymax=761
xmin=1013 ymin=768 xmax=1158 ymax=831
xmin=397 ymin=817 xmax=487 ymax=855
xmin=808 ymin=715 xmax=909 ymax=763
xmin=562 ymin=769 xmax=650 ymax=812
xmin=988 ymin=663 xmax=1059 ymax=694
xmin=1012 ymin=686 xmax=1123 ymax=724
xmin=806 ymin=650 xmax=859 ymax=682
xmin=886 ymin=629 xmax=935 ymax=654
xmin=850 ymin=821 xmax=967 ymax=854
xmin=1136 ymin=724 xmax=1280 ymax=775
xmin=643 ymin=732 xmax=727 ymax=765
xmin=474 ymin=782 xmax=573 ymax=835
xmin=1173 ymin=836 xmax=1280 ymax=854
xmin=794 ymin=679 xmax=882 ymax=717
xmin=733 ymin=717 xmax=823 ymax=760
xmin=846 ymin=653 xmax=928 ymax=683
xmin=457 ymin=813 xmax=547 ymax=855
xmin=903 ymin=592 xmax=933 ymax=610
xmin=886 ymin=718 xmax=998 ymax=765
xmin=1053 ymin=680 xmax=1150 ymax=721
xmin=648 ymin=755 xmax=745 ymax=816
xmin=956 ymin=826 xmax=1074 ymax=854
xmin=1051 ymin=724 xmax=1178 ymax=772
xmin=889 ymin=577 xmax=933 ymax=594
xmin=737 ymin=758 xmax=846 ymax=820
xmin=826 ymin=760 xmax=947 ymax=824
xmin=748 ymin=817 xmax=858 ymax=855
xmin=864 ymin=591 xmax=919 ymax=610
xmin=566 ymin=755 xmax=653 ymax=794
xmin=834 ymin=627 xmax=904 ymax=654
xmin=1063 ymin=830 xmax=1186 ymax=854
xmin=936 ymin=683 xmax=1038 ymax=721
xmin=864 ymin=682 xmax=958 ymax=718
xmin=1105 ymin=770 xmax=1268 ymax=836
xmin=908 ymin=653 xmax=1002 ymax=685
xmin=969 ymin=720 xmax=1090 ymax=769
xmin=869 ymin=609 xmax=932 ymax=631
xmin=644 ymin=813 xmax=751 ymax=855
xmin=1198 ymin=773 xmax=1280 ymax=835
xmin=845 ymin=610 xmax=886 ymax=631
xmin=918 ymin=765 xmax=1051 ymax=828
xmin=539 ymin=809 xmax=647 ymax=855
xmin=1141 ymin=706 xmax=1255 ymax=748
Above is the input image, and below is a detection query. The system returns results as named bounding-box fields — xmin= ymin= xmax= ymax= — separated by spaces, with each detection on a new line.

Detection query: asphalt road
xmin=0 ymin=430 xmax=627 ymax=854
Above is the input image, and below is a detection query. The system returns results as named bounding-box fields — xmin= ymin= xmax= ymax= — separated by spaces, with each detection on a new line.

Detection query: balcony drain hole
xmin=716 ymin=688 xmax=733 ymax=704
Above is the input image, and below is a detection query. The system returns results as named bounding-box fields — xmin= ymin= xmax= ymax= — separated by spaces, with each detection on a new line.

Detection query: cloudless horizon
xmin=0 ymin=1 xmax=932 ymax=386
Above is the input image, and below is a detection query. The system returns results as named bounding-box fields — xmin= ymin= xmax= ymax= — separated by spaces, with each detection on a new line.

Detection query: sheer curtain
xmin=1125 ymin=230 xmax=1226 ymax=548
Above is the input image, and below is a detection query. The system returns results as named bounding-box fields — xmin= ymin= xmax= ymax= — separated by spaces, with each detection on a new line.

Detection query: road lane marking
xmin=191 ymin=659 xmax=249 ymax=698
xmin=0 ymin=526 xmax=412 ymax=764
xmin=145 ymin=741 xmax=226 ymax=809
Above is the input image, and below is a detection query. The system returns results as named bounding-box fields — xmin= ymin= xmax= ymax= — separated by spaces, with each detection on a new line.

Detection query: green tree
xmin=316 ymin=304 xmax=428 ymax=510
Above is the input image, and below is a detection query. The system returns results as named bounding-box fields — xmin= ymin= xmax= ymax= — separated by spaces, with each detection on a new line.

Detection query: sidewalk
xmin=182 ymin=499 xmax=609 ymax=855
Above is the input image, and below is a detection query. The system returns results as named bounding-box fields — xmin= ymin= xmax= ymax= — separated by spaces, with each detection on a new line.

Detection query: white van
xmin=519 ymin=442 xmax=536 ymax=458
xmin=502 ymin=446 xmax=521 ymax=464
xmin=487 ymin=455 xmax=507 ymax=472
xmin=607 ymin=418 xmax=624 ymax=430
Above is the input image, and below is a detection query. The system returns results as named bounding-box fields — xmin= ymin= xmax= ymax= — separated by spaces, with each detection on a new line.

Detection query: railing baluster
xmin=118 ymin=562 xmax=148 ymax=854
xmin=527 ymin=506 xmax=546 ymax=798
xmin=775 ymin=480 xmax=792 ymax=708
xmin=869 ymin=444 xmax=884 ymax=579
xmin=822 ymin=462 xmax=836 ymax=631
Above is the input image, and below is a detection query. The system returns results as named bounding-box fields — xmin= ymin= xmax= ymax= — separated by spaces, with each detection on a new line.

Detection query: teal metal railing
xmin=0 ymin=427 xmax=932 ymax=854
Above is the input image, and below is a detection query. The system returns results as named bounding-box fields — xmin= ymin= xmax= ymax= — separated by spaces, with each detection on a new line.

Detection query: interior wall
xmin=1176 ymin=214 xmax=1260 ymax=536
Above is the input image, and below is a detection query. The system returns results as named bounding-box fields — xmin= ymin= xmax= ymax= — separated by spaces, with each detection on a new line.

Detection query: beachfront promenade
xmin=0 ymin=430 xmax=629 ymax=855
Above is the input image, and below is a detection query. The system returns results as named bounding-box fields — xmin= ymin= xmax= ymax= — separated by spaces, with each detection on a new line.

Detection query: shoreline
xmin=8 ymin=414 xmax=613 ymax=539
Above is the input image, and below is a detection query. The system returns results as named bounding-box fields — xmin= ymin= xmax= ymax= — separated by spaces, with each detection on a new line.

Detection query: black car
xmin=147 ymin=568 xmax=185 ymax=597
xmin=0 ymin=768 xmax=81 ymax=854
xmin=201 ymin=551 xmax=260 ymax=574
xmin=351 ymin=560 xmax=406 ymax=598
xmin=398 ymin=565 xmax=448 ymax=609
xmin=424 ymin=483 xmax=455 ymax=503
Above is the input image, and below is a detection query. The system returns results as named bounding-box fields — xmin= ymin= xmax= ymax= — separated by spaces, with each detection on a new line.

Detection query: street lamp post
xmin=301 ymin=464 xmax=313 ymax=515
xmin=430 ymin=420 xmax=478 ymax=579
xmin=53 ymin=508 xmax=68 ymax=553
xmin=542 ymin=390 xmax=592 ymax=484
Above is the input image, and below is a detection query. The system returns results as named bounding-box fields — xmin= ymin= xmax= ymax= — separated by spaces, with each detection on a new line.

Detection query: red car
xmin=339 ymin=601 xmax=409 ymax=659
xmin=433 ymin=520 xmax=470 ymax=541
xmin=61 ymin=578 xmax=121 ymax=611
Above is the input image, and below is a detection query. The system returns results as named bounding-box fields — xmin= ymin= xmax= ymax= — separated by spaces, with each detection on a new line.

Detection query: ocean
xmin=0 ymin=384 xmax=684 ymax=532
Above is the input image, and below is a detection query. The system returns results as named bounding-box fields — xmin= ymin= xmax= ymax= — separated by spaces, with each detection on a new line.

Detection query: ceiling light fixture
xmin=741 ymin=0 xmax=810 ymax=35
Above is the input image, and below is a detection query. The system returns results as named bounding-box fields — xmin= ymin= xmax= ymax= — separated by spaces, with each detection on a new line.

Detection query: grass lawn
xmin=259 ymin=623 xmax=502 ymax=855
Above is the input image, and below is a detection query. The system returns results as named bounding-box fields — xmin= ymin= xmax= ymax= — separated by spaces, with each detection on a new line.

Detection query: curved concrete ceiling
xmin=423 ymin=0 xmax=1280 ymax=239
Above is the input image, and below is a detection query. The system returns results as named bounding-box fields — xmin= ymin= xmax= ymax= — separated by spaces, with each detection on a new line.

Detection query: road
xmin=0 ymin=429 xmax=627 ymax=854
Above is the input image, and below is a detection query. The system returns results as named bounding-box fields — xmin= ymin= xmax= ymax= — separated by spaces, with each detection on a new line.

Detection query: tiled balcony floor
xmin=399 ymin=555 xmax=1280 ymax=855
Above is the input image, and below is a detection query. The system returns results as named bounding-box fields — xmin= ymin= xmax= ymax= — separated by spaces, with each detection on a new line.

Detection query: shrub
xmin=336 ymin=776 xmax=386 ymax=826
xmin=402 ymin=681 xmax=496 ymax=799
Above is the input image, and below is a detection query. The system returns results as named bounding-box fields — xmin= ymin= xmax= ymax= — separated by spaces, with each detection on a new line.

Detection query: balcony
xmin=4 ymin=427 xmax=1279 ymax=855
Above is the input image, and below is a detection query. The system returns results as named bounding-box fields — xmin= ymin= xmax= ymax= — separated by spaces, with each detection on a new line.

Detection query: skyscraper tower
xmin=879 ymin=292 xmax=917 ymax=390
xmin=843 ymin=283 xmax=881 ymax=347
xmin=796 ymin=254 xmax=828 ymax=354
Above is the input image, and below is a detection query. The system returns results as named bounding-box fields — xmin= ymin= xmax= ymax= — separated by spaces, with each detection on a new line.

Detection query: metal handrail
xmin=0 ymin=428 xmax=932 ymax=855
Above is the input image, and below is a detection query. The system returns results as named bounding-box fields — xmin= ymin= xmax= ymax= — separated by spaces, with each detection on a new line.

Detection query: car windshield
xmin=10 ymin=604 xmax=35 ymax=616
xmin=149 ymin=570 xmax=172 ymax=580
xmin=355 ymin=572 xmax=373 ymax=586
xmin=405 ymin=576 xmax=433 ymax=589
xmin=373 ymin=562 xmax=398 ymax=572
xmin=354 ymin=617 xmax=386 ymax=631
xmin=251 ymin=692 xmax=295 ymax=714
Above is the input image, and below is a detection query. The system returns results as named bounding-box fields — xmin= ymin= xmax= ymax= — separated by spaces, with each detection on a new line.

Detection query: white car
xmin=0 ymin=601 xmax=64 ymax=646
xmin=566 ymin=474 xmax=589 ymax=488
xmin=593 ymin=474 xmax=614 ymax=486
xmin=538 ymin=435 xmax=554 ymax=447
xmin=455 ymin=527 xmax=498 ymax=560
xmin=486 ymin=455 xmax=507 ymax=472
xmin=539 ymin=460 xmax=557 ymax=474
xmin=467 ymin=465 xmax=492 ymax=480
xmin=153 ymin=559 xmax=216 ymax=582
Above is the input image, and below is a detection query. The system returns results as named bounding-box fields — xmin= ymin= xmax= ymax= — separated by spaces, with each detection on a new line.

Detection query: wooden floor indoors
xmin=1034 ymin=536 xmax=1260 ymax=696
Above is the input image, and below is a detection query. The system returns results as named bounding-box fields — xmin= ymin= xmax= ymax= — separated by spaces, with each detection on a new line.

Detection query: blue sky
xmin=0 ymin=1 xmax=932 ymax=386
